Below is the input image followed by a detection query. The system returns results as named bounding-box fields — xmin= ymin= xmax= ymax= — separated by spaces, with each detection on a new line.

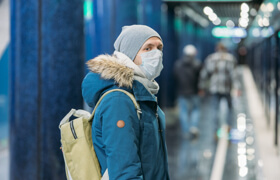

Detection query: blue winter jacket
xmin=82 ymin=55 xmax=170 ymax=180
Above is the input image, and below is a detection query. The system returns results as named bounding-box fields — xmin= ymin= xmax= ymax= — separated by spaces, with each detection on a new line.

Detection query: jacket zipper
xmin=70 ymin=121 xmax=77 ymax=139
xmin=156 ymin=112 xmax=163 ymax=147
xmin=156 ymin=111 xmax=169 ymax=177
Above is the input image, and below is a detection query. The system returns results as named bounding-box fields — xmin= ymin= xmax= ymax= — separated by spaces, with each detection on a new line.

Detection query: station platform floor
xmin=1 ymin=66 xmax=280 ymax=180
xmin=164 ymin=66 xmax=280 ymax=180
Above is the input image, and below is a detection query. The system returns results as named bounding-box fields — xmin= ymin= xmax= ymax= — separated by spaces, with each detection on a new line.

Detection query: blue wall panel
xmin=89 ymin=0 xmax=138 ymax=59
xmin=113 ymin=0 xmax=138 ymax=41
xmin=159 ymin=4 xmax=178 ymax=107
xmin=10 ymin=0 xmax=84 ymax=179
xmin=10 ymin=1 xmax=40 ymax=179
xmin=92 ymin=0 xmax=114 ymax=55
xmin=139 ymin=0 xmax=162 ymax=32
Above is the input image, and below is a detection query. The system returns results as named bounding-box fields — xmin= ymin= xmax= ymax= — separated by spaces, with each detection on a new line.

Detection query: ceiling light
xmin=247 ymin=148 xmax=255 ymax=155
xmin=258 ymin=18 xmax=263 ymax=27
xmin=238 ymin=142 xmax=246 ymax=148
xmin=84 ymin=0 xmax=93 ymax=20
xmin=239 ymin=18 xmax=249 ymax=25
xmin=258 ymin=160 xmax=263 ymax=167
xmin=234 ymin=28 xmax=247 ymax=37
xmin=252 ymin=28 xmax=261 ymax=37
xmin=250 ymin=8 xmax=257 ymax=16
xmin=246 ymin=136 xmax=254 ymax=145
xmin=261 ymin=28 xmax=270 ymax=37
xmin=278 ymin=2 xmax=280 ymax=11
xmin=267 ymin=3 xmax=274 ymax=12
xmin=260 ymin=3 xmax=267 ymax=12
xmin=209 ymin=13 xmax=217 ymax=21
xmin=241 ymin=3 xmax=249 ymax=12
xmin=239 ymin=167 xmax=248 ymax=177
xmin=238 ymin=155 xmax=247 ymax=167
xmin=203 ymin=6 xmax=213 ymax=15
xmin=238 ymin=113 xmax=246 ymax=118
xmin=237 ymin=116 xmax=246 ymax=131
xmin=262 ymin=18 xmax=270 ymax=26
xmin=212 ymin=27 xmax=247 ymax=38
xmin=213 ymin=18 xmax=221 ymax=25
xmin=240 ymin=12 xmax=249 ymax=18
xmin=226 ymin=20 xmax=235 ymax=28
xmin=239 ymin=23 xmax=248 ymax=28
xmin=238 ymin=147 xmax=246 ymax=154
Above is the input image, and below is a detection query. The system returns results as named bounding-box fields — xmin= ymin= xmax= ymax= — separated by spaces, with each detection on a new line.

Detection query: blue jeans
xmin=210 ymin=93 xmax=233 ymax=130
xmin=178 ymin=95 xmax=200 ymax=134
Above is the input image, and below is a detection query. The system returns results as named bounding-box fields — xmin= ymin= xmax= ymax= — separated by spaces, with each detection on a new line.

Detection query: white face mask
xmin=138 ymin=49 xmax=163 ymax=81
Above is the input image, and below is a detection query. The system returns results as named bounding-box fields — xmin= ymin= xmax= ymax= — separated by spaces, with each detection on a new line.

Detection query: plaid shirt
xmin=199 ymin=51 xmax=240 ymax=94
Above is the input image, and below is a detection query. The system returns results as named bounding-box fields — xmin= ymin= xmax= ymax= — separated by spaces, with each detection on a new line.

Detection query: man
xmin=199 ymin=42 xmax=240 ymax=134
xmin=174 ymin=45 xmax=202 ymax=139
xmin=82 ymin=25 xmax=170 ymax=179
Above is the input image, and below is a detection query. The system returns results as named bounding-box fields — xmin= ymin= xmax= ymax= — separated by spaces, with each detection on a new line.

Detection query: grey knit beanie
xmin=114 ymin=25 xmax=162 ymax=61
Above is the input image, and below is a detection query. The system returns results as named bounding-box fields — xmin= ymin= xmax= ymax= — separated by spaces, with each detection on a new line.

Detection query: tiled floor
xmin=165 ymin=66 xmax=267 ymax=180
xmin=166 ymin=96 xmax=217 ymax=180
xmin=0 ymin=147 xmax=9 ymax=180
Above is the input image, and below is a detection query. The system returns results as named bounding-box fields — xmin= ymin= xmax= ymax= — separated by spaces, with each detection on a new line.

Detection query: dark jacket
xmin=174 ymin=55 xmax=202 ymax=96
xmin=82 ymin=55 xmax=170 ymax=180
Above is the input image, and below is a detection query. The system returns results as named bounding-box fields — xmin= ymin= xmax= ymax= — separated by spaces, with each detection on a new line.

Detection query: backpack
xmin=59 ymin=89 xmax=141 ymax=180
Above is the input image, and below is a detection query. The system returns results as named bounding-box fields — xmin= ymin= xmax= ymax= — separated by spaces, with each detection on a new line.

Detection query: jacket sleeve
xmin=99 ymin=92 xmax=143 ymax=180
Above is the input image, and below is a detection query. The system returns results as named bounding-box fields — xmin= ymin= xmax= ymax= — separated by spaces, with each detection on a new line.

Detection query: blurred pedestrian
xmin=82 ymin=25 xmax=170 ymax=179
xmin=199 ymin=42 xmax=241 ymax=134
xmin=174 ymin=45 xmax=202 ymax=139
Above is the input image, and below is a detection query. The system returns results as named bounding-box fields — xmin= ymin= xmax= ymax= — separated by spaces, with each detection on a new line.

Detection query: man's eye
xmin=144 ymin=48 xmax=150 ymax=51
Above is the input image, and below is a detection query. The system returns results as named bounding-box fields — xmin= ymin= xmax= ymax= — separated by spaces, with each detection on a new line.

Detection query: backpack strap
xmin=89 ymin=89 xmax=141 ymax=122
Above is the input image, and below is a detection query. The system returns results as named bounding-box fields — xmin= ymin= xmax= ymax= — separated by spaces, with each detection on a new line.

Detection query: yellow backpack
xmin=59 ymin=89 xmax=141 ymax=180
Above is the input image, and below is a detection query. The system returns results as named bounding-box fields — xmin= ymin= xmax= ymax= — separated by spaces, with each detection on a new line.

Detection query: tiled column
xmin=10 ymin=0 xmax=84 ymax=179
xmin=158 ymin=3 xmax=178 ymax=107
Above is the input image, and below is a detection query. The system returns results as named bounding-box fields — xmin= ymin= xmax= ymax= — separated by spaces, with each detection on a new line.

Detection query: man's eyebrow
xmin=143 ymin=43 xmax=154 ymax=47
xmin=142 ymin=43 xmax=163 ymax=49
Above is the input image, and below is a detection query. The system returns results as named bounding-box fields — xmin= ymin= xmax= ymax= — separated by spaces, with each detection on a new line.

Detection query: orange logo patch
xmin=117 ymin=120 xmax=125 ymax=128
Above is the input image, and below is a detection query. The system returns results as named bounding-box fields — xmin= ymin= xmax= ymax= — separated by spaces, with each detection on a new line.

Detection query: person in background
xmin=174 ymin=45 xmax=202 ymax=139
xmin=199 ymin=42 xmax=241 ymax=136
xmin=82 ymin=25 xmax=170 ymax=179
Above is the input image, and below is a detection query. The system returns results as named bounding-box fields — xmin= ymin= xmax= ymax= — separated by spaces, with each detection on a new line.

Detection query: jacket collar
xmin=132 ymin=81 xmax=157 ymax=102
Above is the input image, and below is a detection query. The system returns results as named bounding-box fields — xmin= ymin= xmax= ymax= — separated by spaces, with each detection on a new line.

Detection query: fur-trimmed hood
xmin=82 ymin=54 xmax=135 ymax=108
xmin=86 ymin=54 xmax=134 ymax=88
